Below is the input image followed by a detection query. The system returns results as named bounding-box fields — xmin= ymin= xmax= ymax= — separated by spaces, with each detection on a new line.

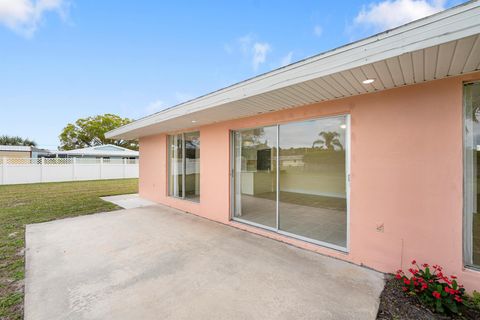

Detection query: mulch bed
xmin=376 ymin=276 xmax=480 ymax=320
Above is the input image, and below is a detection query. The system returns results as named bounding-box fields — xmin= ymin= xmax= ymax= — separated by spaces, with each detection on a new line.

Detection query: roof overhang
xmin=107 ymin=0 xmax=480 ymax=140
xmin=53 ymin=151 xmax=139 ymax=157
xmin=50 ymin=144 xmax=139 ymax=157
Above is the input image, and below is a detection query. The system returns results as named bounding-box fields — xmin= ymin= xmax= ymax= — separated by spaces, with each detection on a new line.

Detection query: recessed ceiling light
xmin=191 ymin=120 xmax=197 ymax=123
xmin=362 ymin=79 xmax=375 ymax=84
xmin=340 ymin=124 xmax=347 ymax=129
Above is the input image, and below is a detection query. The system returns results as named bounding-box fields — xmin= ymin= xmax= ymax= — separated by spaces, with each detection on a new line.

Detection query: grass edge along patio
xmin=106 ymin=1 xmax=480 ymax=292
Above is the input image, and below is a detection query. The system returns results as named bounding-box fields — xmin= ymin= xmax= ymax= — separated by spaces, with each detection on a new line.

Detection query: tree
xmin=312 ymin=131 xmax=343 ymax=150
xmin=0 ymin=135 xmax=37 ymax=146
xmin=241 ymin=127 xmax=267 ymax=147
xmin=59 ymin=114 xmax=138 ymax=150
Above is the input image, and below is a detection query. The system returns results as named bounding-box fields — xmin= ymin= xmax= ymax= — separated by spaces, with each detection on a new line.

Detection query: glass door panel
xmin=184 ymin=131 xmax=200 ymax=202
xmin=278 ymin=117 xmax=347 ymax=247
xmin=464 ymin=82 xmax=480 ymax=267
xmin=233 ymin=126 xmax=277 ymax=228
xmin=168 ymin=134 xmax=183 ymax=197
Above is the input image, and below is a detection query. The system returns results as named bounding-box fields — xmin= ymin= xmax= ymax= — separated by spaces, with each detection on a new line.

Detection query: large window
xmin=232 ymin=115 xmax=349 ymax=250
xmin=464 ymin=82 xmax=480 ymax=268
xmin=168 ymin=131 xmax=200 ymax=202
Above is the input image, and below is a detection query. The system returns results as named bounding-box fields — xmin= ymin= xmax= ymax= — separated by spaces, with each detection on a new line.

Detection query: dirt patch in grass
xmin=377 ymin=276 xmax=480 ymax=320
xmin=0 ymin=179 xmax=138 ymax=320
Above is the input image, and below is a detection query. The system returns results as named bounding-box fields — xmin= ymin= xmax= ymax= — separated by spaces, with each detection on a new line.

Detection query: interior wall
xmin=139 ymin=72 xmax=480 ymax=291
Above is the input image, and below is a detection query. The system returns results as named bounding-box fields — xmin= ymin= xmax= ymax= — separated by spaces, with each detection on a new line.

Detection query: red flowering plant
xmin=395 ymin=260 xmax=465 ymax=315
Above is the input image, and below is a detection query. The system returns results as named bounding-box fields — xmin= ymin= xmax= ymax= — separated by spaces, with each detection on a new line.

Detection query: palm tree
xmin=312 ymin=131 xmax=343 ymax=150
xmin=0 ymin=135 xmax=37 ymax=146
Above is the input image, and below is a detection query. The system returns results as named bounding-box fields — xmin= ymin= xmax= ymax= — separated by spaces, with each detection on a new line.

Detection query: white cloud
xmin=145 ymin=100 xmax=165 ymax=114
xmin=225 ymin=34 xmax=272 ymax=72
xmin=252 ymin=42 xmax=271 ymax=71
xmin=353 ymin=0 xmax=446 ymax=32
xmin=238 ymin=34 xmax=253 ymax=54
xmin=0 ymin=0 xmax=69 ymax=37
xmin=280 ymin=51 xmax=293 ymax=67
xmin=313 ymin=25 xmax=323 ymax=37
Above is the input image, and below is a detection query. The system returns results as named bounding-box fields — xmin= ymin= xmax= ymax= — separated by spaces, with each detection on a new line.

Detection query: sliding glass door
xmin=232 ymin=115 xmax=349 ymax=250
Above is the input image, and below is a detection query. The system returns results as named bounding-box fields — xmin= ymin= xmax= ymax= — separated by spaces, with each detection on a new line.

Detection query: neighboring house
xmin=0 ymin=145 xmax=48 ymax=159
xmin=49 ymin=144 xmax=139 ymax=159
xmin=107 ymin=2 xmax=480 ymax=291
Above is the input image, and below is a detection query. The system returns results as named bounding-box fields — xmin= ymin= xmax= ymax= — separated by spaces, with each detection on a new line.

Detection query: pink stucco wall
xmin=139 ymin=72 xmax=480 ymax=291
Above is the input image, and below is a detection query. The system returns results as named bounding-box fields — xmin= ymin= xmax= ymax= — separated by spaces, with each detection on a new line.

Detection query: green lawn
xmin=0 ymin=179 xmax=138 ymax=320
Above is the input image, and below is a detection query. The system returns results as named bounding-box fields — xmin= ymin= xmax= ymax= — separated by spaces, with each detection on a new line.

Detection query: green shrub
xmin=464 ymin=290 xmax=480 ymax=310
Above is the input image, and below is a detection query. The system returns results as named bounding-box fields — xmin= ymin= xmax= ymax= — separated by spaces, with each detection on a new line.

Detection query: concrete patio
xmin=25 ymin=203 xmax=385 ymax=320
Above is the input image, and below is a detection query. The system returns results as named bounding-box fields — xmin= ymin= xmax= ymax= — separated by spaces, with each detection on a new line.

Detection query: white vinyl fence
xmin=0 ymin=157 xmax=139 ymax=185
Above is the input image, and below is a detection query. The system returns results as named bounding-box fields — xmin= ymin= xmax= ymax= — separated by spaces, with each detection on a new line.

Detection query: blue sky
xmin=0 ymin=0 xmax=466 ymax=149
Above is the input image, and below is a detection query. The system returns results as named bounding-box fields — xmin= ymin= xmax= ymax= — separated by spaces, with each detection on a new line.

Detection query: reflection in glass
xmin=168 ymin=134 xmax=183 ymax=198
xmin=465 ymin=82 xmax=480 ymax=267
xmin=168 ymin=131 xmax=200 ymax=202
xmin=185 ymin=132 xmax=200 ymax=201
xmin=279 ymin=117 xmax=347 ymax=247
xmin=233 ymin=126 xmax=277 ymax=228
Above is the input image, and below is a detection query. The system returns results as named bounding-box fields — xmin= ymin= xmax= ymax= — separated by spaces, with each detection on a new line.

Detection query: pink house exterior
xmin=107 ymin=2 xmax=480 ymax=291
